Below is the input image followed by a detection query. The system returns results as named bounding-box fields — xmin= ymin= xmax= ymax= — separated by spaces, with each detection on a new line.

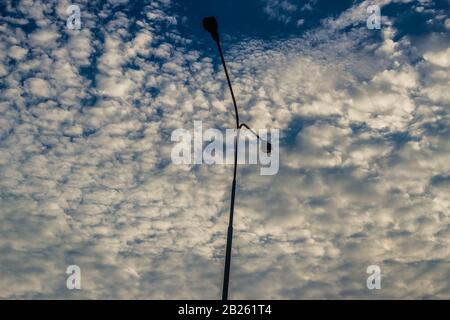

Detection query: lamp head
xmin=202 ymin=16 xmax=220 ymax=42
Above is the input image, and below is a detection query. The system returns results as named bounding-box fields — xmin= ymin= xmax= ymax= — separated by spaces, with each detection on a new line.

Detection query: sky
xmin=0 ymin=0 xmax=450 ymax=299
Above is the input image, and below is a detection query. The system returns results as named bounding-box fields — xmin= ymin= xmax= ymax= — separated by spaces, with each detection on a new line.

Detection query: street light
xmin=202 ymin=16 xmax=271 ymax=300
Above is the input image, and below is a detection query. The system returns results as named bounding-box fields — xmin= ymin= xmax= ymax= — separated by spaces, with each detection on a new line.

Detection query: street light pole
xmin=202 ymin=16 xmax=270 ymax=300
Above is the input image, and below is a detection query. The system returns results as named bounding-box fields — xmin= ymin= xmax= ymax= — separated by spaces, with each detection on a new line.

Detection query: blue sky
xmin=1 ymin=0 xmax=450 ymax=299
xmin=180 ymin=0 xmax=355 ymax=40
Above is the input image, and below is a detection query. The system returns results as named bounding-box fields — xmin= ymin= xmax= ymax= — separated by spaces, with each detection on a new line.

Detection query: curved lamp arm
xmin=239 ymin=123 xmax=272 ymax=154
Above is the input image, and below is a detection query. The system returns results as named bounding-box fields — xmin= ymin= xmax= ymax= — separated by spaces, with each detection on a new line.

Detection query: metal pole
xmin=204 ymin=17 xmax=270 ymax=300
xmin=222 ymin=134 xmax=238 ymax=300
xmin=214 ymin=39 xmax=240 ymax=301
xmin=215 ymin=40 xmax=240 ymax=129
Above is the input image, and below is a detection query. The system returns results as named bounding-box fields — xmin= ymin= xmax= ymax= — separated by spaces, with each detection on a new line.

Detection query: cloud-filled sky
xmin=0 ymin=0 xmax=450 ymax=299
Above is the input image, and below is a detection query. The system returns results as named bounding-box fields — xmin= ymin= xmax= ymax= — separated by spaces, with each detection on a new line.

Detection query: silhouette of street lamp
xmin=203 ymin=16 xmax=271 ymax=300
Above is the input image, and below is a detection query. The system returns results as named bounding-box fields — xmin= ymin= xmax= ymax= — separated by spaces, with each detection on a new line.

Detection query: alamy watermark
xmin=66 ymin=265 xmax=81 ymax=290
xmin=66 ymin=4 xmax=81 ymax=31
xmin=367 ymin=5 xmax=381 ymax=30
xmin=366 ymin=265 xmax=381 ymax=290
xmin=171 ymin=121 xmax=279 ymax=176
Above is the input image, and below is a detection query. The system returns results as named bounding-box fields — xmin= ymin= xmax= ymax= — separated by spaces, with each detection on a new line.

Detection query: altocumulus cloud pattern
xmin=0 ymin=0 xmax=450 ymax=299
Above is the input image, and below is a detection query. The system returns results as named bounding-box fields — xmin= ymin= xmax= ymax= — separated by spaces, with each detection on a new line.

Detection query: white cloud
xmin=262 ymin=0 xmax=298 ymax=24
xmin=8 ymin=45 xmax=28 ymax=60
xmin=30 ymin=29 xmax=60 ymax=46
xmin=1 ymin=0 xmax=450 ymax=300
xmin=424 ymin=47 xmax=450 ymax=67
xmin=25 ymin=77 xmax=52 ymax=98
